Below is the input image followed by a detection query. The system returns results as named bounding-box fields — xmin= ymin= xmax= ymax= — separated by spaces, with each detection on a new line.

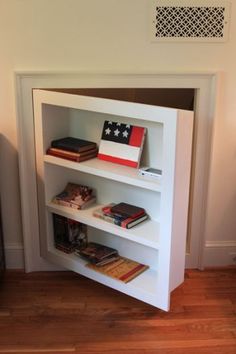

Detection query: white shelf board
xmin=49 ymin=247 xmax=158 ymax=302
xmin=44 ymin=155 xmax=162 ymax=192
xmin=47 ymin=202 xmax=160 ymax=250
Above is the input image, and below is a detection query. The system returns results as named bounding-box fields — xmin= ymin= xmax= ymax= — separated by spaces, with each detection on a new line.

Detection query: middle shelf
xmin=44 ymin=155 xmax=162 ymax=192
xmin=47 ymin=202 xmax=161 ymax=250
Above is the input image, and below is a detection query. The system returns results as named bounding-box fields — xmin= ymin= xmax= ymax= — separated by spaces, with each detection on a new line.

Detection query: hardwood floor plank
xmin=0 ymin=269 xmax=235 ymax=353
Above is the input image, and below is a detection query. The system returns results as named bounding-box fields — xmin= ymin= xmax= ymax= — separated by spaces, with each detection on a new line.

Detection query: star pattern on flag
xmin=101 ymin=121 xmax=132 ymax=144
xmin=123 ymin=130 xmax=128 ymax=138
xmin=105 ymin=127 xmax=111 ymax=135
xmin=114 ymin=129 xmax=120 ymax=137
xmin=98 ymin=119 xmax=146 ymax=168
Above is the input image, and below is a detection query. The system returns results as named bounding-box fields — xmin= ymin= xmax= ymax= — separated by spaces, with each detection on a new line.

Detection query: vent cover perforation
xmin=150 ymin=0 xmax=230 ymax=42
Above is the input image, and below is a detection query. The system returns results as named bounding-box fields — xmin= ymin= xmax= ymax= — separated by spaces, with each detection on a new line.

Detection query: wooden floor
xmin=0 ymin=269 xmax=235 ymax=354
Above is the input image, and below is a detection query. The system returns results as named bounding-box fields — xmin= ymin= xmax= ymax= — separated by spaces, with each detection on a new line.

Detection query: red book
xmin=47 ymin=147 xmax=98 ymax=162
xmin=120 ymin=214 xmax=148 ymax=229
xmin=110 ymin=202 xmax=145 ymax=219
xmin=100 ymin=203 xmax=148 ymax=229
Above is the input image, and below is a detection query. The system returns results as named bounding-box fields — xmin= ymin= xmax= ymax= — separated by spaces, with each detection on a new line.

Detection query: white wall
xmin=0 ymin=0 xmax=235 ymax=267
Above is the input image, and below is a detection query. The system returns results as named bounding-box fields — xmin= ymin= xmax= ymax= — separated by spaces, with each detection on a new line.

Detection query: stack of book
xmin=75 ymin=242 xmax=120 ymax=266
xmin=47 ymin=137 xmax=98 ymax=162
xmin=93 ymin=202 xmax=148 ymax=229
xmin=52 ymin=182 xmax=96 ymax=210
xmin=75 ymin=242 xmax=149 ymax=282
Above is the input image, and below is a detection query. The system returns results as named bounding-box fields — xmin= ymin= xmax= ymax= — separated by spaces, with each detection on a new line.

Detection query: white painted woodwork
xmin=33 ymin=89 xmax=193 ymax=311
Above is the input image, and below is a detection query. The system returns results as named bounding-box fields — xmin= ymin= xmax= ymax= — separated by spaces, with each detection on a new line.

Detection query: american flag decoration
xmin=98 ymin=120 xmax=146 ymax=168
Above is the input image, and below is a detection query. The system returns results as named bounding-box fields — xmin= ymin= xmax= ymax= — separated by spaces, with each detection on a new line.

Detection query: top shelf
xmin=44 ymin=155 xmax=162 ymax=192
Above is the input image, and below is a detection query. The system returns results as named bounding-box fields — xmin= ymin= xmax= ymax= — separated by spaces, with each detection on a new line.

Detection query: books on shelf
xmin=75 ymin=242 xmax=120 ymax=266
xmin=52 ymin=182 xmax=96 ymax=210
xmin=86 ymin=256 xmax=149 ymax=283
xmin=93 ymin=202 xmax=148 ymax=229
xmin=53 ymin=213 xmax=87 ymax=253
xmin=110 ymin=202 xmax=145 ymax=219
xmin=48 ymin=137 xmax=98 ymax=163
xmin=46 ymin=147 xmax=98 ymax=162
xmin=98 ymin=120 xmax=146 ymax=168
xmin=51 ymin=137 xmax=97 ymax=153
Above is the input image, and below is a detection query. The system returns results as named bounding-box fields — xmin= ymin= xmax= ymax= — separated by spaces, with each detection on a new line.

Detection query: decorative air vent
xmin=150 ymin=0 xmax=230 ymax=42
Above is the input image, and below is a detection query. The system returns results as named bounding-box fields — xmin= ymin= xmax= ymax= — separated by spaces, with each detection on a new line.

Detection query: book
xmin=98 ymin=120 xmax=146 ymax=168
xmin=93 ymin=205 xmax=124 ymax=226
xmin=51 ymin=137 xmax=97 ymax=153
xmin=46 ymin=147 xmax=98 ymax=162
xmin=94 ymin=255 xmax=121 ymax=267
xmin=110 ymin=202 xmax=145 ymax=219
xmin=52 ymin=182 xmax=96 ymax=210
xmin=120 ymin=214 xmax=148 ymax=229
xmin=86 ymin=256 xmax=149 ymax=283
xmin=53 ymin=214 xmax=87 ymax=253
xmin=93 ymin=204 xmax=148 ymax=229
xmin=75 ymin=242 xmax=119 ymax=266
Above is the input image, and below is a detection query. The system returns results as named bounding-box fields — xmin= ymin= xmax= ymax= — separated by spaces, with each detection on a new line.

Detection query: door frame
xmin=15 ymin=71 xmax=219 ymax=271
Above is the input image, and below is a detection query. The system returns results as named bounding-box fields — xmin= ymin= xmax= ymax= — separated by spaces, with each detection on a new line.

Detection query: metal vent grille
xmin=150 ymin=0 xmax=230 ymax=42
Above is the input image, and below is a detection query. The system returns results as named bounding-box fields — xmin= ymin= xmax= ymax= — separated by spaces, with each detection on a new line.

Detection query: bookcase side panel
xmin=33 ymin=94 xmax=70 ymax=258
xmin=157 ymin=113 xmax=179 ymax=310
xmin=169 ymin=110 xmax=194 ymax=291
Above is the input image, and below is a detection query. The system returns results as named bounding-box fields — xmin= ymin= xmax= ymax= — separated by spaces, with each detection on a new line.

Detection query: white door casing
xmin=15 ymin=71 xmax=219 ymax=272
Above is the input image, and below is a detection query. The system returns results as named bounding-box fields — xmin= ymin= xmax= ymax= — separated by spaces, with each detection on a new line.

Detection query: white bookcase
xmin=33 ymin=89 xmax=193 ymax=311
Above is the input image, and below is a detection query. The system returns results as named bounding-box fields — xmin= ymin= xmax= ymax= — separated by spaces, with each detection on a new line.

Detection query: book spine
xmin=93 ymin=210 xmax=122 ymax=226
xmin=102 ymin=205 xmax=125 ymax=220
xmin=47 ymin=147 xmax=98 ymax=157
xmin=122 ymin=215 xmax=148 ymax=229
xmin=47 ymin=150 xmax=97 ymax=162
xmin=51 ymin=142 xmax=96 ymax=153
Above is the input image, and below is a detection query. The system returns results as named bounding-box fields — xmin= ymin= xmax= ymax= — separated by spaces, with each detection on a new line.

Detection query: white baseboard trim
xmin=203 ymin=240 xmax=236 ymax=267
xmin=4 ymin=242 xmax=24 ymax=269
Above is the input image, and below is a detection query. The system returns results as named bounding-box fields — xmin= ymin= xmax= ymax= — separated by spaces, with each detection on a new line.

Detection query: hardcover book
xmin=98 ymin=120 xmax=146 ymax=168
xmin=93 ymin=204 xmax=148 ymax=229
xmin=110 ymin=202 xmax=145 ymax=219
xmin=93 ymin=204 xmax=124 ymax=226
xmin=86 ymin=256 xmax=149 ymax=283
xmin=75 ymin=242 xmax=119 ymax=266
xmin=51 ymin=137 xmax=97 ymax=153
xmin=47 ymin=147 xmax=98 ymax=162
xmin=53 ymin=213 xmax=87 ymax=253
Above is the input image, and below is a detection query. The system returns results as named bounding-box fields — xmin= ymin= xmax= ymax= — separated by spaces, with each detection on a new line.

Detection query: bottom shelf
xmin=46 ymin=247 xmax=159 ymax=307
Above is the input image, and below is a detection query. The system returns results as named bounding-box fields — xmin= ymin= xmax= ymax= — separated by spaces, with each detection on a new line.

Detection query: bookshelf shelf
xmin=47 ymin=202 xmax=160 ymax=249
xmin=44 ymin=155 xmax=162 ymax=192
xmin=33 ymin=89 xmax=193 ymax=311
xmin=48 ymin=247 xmax=158 ymax=304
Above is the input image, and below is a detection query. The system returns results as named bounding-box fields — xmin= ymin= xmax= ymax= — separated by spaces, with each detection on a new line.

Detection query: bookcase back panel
xmin=70 ymin=110 xmax=163 ymax=168
xmin=88 ymin=228 xmax=159 ymax=270
xmin=45 ymin=211 xmax=159 ymax=270
xmin=41 ymin=104 xmax=70 ymax=153
xmin=44 ymin=164 xmax=161 ymax=220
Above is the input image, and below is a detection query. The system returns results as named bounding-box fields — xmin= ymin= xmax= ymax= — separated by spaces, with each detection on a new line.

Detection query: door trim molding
xmin=15 ymin=71 xmax=218 ymax=271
